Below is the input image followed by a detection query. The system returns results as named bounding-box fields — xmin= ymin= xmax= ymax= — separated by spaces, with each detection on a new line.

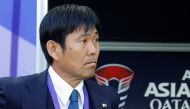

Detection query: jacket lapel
xmin=22 ymin=71 xmax=50 ymax=109
xmin=21 ymin=71 xmax=111 ymax=109
xmin=85 ymin=80 xmax=111 ymax=109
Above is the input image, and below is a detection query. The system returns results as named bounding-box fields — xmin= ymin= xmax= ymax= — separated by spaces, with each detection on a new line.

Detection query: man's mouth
xmin=84 ymin=61 xmax=97 ymax=67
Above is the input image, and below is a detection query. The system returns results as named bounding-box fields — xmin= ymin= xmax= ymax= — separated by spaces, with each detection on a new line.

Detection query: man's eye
xmin=96 ymin=38 xmax=99 ymax=42
xmin=81 ymin=40 xmax=86 ymax=43
xmin=94 ymin=38 xmax=99 ymax=43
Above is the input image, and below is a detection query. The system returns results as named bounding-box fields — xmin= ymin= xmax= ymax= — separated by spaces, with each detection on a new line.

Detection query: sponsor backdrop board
xmin=92 ymin=51 xmax=190 ymax=109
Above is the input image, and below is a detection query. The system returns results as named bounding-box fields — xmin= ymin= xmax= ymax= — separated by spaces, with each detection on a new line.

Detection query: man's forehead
xmin=75 ymin=27 xmax=98 ymax=35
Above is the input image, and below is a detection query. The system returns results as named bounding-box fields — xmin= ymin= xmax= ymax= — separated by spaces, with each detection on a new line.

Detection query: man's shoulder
xmin=0 ymin=71 xmax=47 ymax=86
xmin=85 ymin=79 xmax=117 ymax=95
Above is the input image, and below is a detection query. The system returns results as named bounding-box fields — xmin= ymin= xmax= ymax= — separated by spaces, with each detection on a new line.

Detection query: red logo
xmin=95 ymin=64 xmax=134 ymax=108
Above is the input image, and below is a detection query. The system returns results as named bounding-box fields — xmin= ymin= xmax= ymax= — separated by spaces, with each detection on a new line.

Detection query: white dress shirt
xmin=48 ymin=66 xmax=84 ymax=109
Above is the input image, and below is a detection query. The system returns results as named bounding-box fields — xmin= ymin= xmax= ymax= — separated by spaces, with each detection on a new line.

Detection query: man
xmin=0 ymin=4 xmax=119 ymax=109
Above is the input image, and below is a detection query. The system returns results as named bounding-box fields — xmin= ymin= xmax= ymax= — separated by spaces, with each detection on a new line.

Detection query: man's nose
xmin=87 ymin=42 xmax=99 ymax=56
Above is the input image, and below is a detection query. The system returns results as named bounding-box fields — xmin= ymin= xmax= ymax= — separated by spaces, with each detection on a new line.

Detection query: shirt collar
xmin=48 ymin=66 xmax=84 ymax=106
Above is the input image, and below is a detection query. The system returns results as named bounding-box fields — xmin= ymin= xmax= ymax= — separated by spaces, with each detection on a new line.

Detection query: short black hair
xmin=39 ymin=4 xmax=100 ymax=65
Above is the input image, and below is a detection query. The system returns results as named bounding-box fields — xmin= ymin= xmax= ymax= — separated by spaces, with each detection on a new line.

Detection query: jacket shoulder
xmin=0 ymin=72 xmax=44 ymax=87
xmin=0 ymin=71 xmax=47 ymax=109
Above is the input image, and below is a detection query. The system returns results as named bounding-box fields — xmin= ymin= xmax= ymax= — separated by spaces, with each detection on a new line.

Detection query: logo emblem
xmin=95 ymin=64 xmax=134 ymax=109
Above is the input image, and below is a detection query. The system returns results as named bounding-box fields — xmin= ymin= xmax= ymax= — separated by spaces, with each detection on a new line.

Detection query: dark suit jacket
xmin=0 ymin=71 xmax=119 ymax=109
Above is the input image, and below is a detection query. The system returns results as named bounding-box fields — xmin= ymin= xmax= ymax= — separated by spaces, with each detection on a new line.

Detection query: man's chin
xmin=82 ymin=69 xmax=96 ymax=79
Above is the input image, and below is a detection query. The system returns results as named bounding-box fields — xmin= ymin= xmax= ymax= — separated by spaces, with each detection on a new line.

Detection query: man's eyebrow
xmin=80 ymin=31 xmax=99 ymax=37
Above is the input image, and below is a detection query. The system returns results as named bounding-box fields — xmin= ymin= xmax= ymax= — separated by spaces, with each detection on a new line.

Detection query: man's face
xmin=55 ymin=28 xmax=100 ymax=80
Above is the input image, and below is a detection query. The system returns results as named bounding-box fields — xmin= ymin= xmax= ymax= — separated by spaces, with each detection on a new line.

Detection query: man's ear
xmin=46 ymin=40 xmax=60 ymax=60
